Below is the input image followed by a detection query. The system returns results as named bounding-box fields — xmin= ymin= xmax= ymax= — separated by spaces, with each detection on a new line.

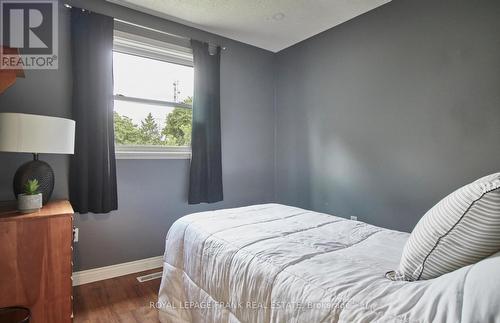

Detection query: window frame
xmin=112 ymin=26 xmax=194 ymax=160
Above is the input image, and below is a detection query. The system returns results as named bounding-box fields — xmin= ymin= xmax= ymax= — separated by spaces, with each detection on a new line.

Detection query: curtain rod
xmin=63 ymin=3 xmax=228 ymax=50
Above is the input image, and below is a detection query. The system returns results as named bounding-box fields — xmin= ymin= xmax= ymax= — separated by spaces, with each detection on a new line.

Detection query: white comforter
xmin=157 ymin=204 xmax=500 ymax=323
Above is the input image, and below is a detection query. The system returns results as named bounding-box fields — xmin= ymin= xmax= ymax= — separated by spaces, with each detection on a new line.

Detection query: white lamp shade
xmin=0 ymin=113 xmax=75 ymax=154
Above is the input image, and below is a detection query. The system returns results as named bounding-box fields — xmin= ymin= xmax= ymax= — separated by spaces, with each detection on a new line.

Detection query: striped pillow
xmin=387 ymin=173 xmax=500 ymax=281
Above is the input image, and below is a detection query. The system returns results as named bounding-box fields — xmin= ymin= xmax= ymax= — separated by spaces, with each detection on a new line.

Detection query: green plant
xmin=24 ymin=179 xmax=40 ymax=195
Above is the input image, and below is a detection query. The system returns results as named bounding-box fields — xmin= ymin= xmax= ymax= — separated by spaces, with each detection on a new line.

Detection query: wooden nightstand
xmin=0 ymin=200 xmax=74 ymax=323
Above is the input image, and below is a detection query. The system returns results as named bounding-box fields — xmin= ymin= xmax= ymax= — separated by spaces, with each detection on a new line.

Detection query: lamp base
xmin=13 ymin=155 xmax=54 ymax=205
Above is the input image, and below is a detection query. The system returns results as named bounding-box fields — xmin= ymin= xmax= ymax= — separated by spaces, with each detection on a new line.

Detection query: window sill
xmin=115 ymin=146 xmax=191 ymax=160
xmin=116 ymin=151 xmax=191 ymax=160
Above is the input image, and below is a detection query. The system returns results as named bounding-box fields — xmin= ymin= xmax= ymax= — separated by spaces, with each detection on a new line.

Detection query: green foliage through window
xmin=114 ymin=97 xmax=192 ymax=147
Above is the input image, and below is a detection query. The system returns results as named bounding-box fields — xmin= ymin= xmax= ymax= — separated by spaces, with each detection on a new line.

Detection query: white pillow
xmin=387 ymin=173 xmax=500 ymax=281
xmin=461 ymin=251 xmax=500 ymax=323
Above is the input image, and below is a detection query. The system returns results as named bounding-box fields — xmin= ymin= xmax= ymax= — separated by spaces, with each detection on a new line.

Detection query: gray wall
xmin=0 ymin=0 xmax=275 ymax=271
xmin=275 ymin=0 xmax=500 ymax=232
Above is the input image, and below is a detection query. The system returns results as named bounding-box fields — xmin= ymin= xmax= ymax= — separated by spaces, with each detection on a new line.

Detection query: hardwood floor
xmin=73 ymin=269 xmax=162 ymax=323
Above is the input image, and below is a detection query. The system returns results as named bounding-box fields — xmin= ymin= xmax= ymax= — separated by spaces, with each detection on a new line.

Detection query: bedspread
xmin=157 ymin=204 xmax=498 ymax=323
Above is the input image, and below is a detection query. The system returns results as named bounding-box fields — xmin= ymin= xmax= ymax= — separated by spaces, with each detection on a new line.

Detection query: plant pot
xmin=17 ymin=193 xmax=42 ymax=213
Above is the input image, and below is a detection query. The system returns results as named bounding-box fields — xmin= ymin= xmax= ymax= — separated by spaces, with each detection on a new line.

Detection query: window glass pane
xmin=113 ymin=51 xmax=193 ymax=103
xmin=114 ymin=100 xmax=192 ymax=147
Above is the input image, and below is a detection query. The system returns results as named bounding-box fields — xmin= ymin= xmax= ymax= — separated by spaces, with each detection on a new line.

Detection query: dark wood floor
xmin=73 ymin=268 xmax=162 ymax=323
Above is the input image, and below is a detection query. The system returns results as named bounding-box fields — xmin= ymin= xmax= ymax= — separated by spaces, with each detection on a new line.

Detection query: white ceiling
xmin=108 ymin=0 xmax=391 ymax=52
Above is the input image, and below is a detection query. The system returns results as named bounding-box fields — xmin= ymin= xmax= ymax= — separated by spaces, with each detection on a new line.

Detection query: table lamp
xmin=0 ymin=113 xmax=75 ymax=204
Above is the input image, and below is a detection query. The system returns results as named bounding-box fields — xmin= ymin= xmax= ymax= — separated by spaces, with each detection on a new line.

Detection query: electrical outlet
xmin=350 ymin=216 xmax=358 ymax=221
xmin=73 ymin=227 xmax=79 ymax=242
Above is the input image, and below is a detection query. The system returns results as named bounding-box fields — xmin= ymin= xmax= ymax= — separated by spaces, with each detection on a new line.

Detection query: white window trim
xmin=113 ymin=25 xmax=193 ymax=160
xmin=113 ymin=29 xmax=193 ymax=67
xmin=115 ymin=145 xmax=192 ymax=160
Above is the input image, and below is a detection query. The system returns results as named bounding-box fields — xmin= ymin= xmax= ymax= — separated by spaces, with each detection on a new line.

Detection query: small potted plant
xmin=17 ymin=179 xmax=43 ymax=213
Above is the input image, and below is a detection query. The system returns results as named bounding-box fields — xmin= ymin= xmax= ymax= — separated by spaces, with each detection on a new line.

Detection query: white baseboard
xmin=72 ymin=255 xmax=164 ymax=286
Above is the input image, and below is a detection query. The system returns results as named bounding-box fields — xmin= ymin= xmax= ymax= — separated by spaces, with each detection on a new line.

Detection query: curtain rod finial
xmin=208 ymin=43 xmax=218 ymax=55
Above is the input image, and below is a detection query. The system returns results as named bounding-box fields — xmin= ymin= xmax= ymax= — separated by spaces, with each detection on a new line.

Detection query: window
xmin=112 ymin=29 xmax=194 ymax=159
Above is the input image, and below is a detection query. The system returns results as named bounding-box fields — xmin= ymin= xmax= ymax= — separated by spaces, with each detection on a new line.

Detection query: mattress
xmin=157 ymin=204 xmax=499 ymax=323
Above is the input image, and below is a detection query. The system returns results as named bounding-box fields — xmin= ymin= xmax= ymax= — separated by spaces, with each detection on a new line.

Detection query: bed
xmin=157 ymin=204 xmax=500 ymax=323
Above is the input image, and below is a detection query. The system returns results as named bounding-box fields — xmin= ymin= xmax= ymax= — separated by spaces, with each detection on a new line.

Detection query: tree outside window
xmin=114 ymin=97 xmax=192 ymax=147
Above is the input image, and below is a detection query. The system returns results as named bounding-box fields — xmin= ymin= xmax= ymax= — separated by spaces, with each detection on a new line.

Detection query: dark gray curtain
xmin=69 ymin=9 xmax=117 ymax=213
xmin=188 ymin=40 xmax=223 ymax=204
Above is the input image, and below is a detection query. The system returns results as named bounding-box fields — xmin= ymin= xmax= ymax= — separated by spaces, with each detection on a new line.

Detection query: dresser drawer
xmin=0 ymin=200 xmax=74 ymax=323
